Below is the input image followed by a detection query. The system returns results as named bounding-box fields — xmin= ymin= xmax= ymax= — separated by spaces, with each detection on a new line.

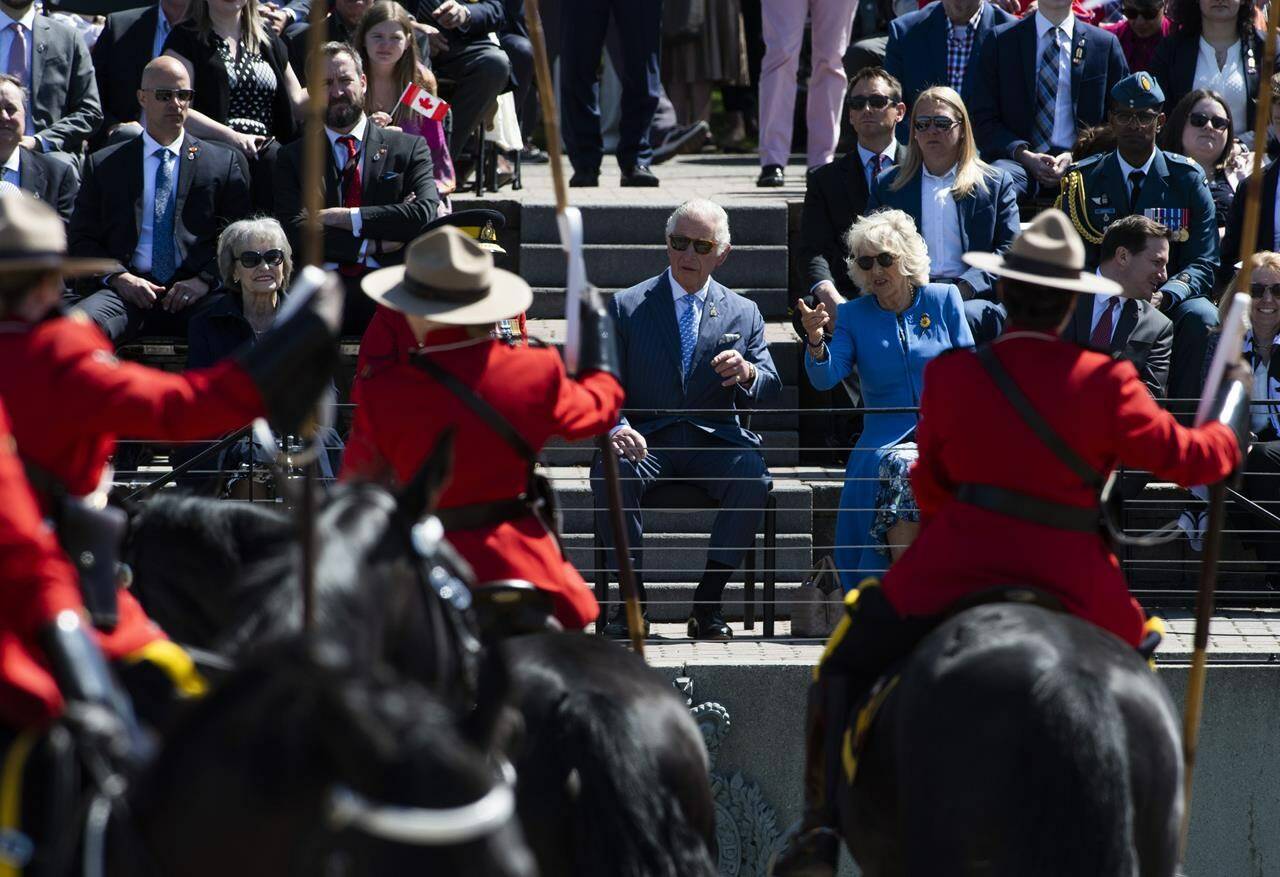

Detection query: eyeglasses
xmin=236 ymin=249 xmax=285 ymax=268
xmin=913 ymin=115 xmax=960 ymax=132
xmin=855 ymin=252 xmax=897 ymax=271
xmin=1250 ymin=283 xmax=1280 ymax=299
xmin=848 ymin=94 xmax=893 ymax=112
xmin=1112 ymin=109 xmax=1160 ymax=127
xmin=1122 ymin=6 xmax=1161 ymax=18
xmin=1188 ymin=111 xmax=1229 ymax=131
xmin=669 ymin=235 xmax=716 ymax=255
xmin=148 ymin=88 xmax=195 ymax=104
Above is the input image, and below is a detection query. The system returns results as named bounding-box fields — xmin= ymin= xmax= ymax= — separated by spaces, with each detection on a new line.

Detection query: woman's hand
xmin=370 ymin=111 xmax=393 ymax=128
xmin=796 ymin=299 xmax=831 ymax=347
xmin=227 ymin=130 xmax=266 ymax=158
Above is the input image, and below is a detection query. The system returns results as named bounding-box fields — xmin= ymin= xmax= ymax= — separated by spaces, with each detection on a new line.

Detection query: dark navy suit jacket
xmin=971 ymin=15 xmax=1128 ymax=162
xmin=883 ymin=0 xmax=1015 ymax=144
xmin=867 ymin=164 xmax=1020 ymax=301
xmin=610 ymin=272 xmax=781 ymax=448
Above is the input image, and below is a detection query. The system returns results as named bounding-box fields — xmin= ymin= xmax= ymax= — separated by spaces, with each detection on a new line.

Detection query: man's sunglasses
xmin=1113 ymin=110 xmax=1160 ymax=127
xmin=1250 ymin=283 xmax=1280 ymax=299
xmin=1188 ymin=111 xmax=1229 ymax=131
xmin=669 ymin=235 xmax=716 ymax=255
xmin=236 ymin=249 xmax=285 ymax=268
xmin=855 ymin=252 xmax=897 ymax=270
xmin=1122 ymin=5 xmax=1161 ymax=18
xmin=913 ymin=115 xmax=960 ymax=132
xmin=148 ymin=88 xmax=195 ymax=104
xmin=848 ymin=94 xmax=893 ymax=112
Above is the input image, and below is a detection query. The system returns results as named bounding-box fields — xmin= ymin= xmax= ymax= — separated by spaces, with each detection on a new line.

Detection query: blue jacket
xmin=884 ymin=0 xmax=1015 ymax=144
xmin=867 ymin=164 xmax=1020 ymax=301
xmin=971 ymin=15 xmax=1128 ymax=161
xmin=610 ymin=272 xmax=781 ymax=448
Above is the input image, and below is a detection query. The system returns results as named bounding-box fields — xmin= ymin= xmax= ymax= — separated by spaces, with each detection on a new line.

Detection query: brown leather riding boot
xmin=769 ymin=680 xmax=840 ymax=877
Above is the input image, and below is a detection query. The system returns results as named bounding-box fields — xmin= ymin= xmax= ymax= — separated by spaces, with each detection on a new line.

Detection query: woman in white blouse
xmin=1150 ymin=0 xmax=1272 ymax=143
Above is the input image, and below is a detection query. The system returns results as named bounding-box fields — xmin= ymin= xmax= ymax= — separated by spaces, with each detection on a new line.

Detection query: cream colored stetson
xmin=0 ymin=191 xmax=121 ymax=276
xmin=962 ymin=208 xmax=1123 ymax=297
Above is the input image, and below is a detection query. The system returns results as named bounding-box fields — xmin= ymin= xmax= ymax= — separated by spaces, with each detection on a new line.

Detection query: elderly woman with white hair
xmin=798 ymin=208 xmax=973 ymax=588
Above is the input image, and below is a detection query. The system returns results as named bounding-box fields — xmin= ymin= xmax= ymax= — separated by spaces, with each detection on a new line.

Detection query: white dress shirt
xmin=1115 ymin=148 xmax=1157 ymax=205
xmin=325 ymin=115 xmax=372 ymax=261
xmin=1194 ymin=38 xmax=1248 ymax=137
xmin=0 ymin=5 xmax=36 ymax=137
xmin=856 ymin=140 xmax=897 ymax=191
xmin=1033 ymin=11 xmax=1075 ymax=152
xmin=132 ymin=128 xmax=184 ymax=275
xmin=152 ymin=5 xmax=177 ymax=60
xmin=920 ymin=164 xmax=965 ymax=279
xmin=1090 ymin=292 xmax=1121 ymax=344
xmin=666 ymin=267 xmax=759 ymax=393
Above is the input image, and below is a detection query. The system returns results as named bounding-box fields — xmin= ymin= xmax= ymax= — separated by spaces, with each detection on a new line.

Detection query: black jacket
xmin=91 ymin=5 xmax=160 ymax=143
xmin=68 ymin=133 xmax=252 ymax=286
xmin=1062 ymin=295 xmax=1174 ymax=398
xmin=17 ymin=148 xmax=78 ymax=222
xmin=274 ymin=119 xmax=440 ymax=265
xmin=1150 ymin=29 xmax=1270 ymax=133
xmin=415 ymin=0 xmax=506 ymax=53
xmin=1221 ymin=157 xmax=1278 ymax=286
xmin=186 ymin=292 xmax=255 ymax=368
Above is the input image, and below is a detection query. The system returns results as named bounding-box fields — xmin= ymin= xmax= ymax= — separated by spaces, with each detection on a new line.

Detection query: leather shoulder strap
xmin=975 ymin=345 xmax=1103 ymax=490
xmin=409 ymin=354 xmax=537 ymax=463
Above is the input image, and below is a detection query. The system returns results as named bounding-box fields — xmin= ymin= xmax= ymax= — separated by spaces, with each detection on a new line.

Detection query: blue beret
xmin=1110 ymin=72 xmax=1164 ymax=110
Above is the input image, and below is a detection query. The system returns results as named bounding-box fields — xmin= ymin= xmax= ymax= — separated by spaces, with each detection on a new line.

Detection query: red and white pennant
xmin=398 ymin=83 xmax=450 ymax=122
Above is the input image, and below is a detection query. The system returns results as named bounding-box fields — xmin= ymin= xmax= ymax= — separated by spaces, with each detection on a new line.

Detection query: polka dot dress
xmin=219 ymin=39 xmax=277 ymax=137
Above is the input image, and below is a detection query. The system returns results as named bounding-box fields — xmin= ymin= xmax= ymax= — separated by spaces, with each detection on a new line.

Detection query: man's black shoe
xmin=652 ymin=120 xmax=710 ymax=164
xmin=569 ymin=170 xmax=600 ymax=187
xmin=620 ymin=164 xmax=660 ymax=187
xmin=687 ymin=609 xmax=733 ymax=640
xmin=757 ymin=164 xmax=785 ymax=187
xmin=602 ymin=604 xmax=650 ymax=638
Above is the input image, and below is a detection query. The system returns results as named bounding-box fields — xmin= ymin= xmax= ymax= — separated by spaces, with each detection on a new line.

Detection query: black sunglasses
xmin=1113 ymin=109 xmax=1160 ymax=127
xmin=1250 ymin=283 xmax=1280 ymax=299
xmin=913 ymin=115 xmax=960 ymax=132
xmin=848 ymin=94 xmax=893 ymax=112
xmin=1188 ymin=110 xmax=1229 ymax=131
xmin=1122 ymin=6 xmax=1161 ymax=18
xmin=148 ymin=88 xmax=195 ymax=104
xmin=236 ymin=249 xmax=285 ymax=269
xmin=669 ymin=234 xmax=716 ymax=255
xmin=855 ymin=252 xmax=897 ymax=271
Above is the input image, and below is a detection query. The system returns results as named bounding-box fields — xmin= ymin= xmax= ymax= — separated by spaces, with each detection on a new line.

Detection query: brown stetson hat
xmin=962 ymin=208 xmax=1122 ymax=297
xmin=361 ymin=225 xmax=531 ymax=325
xmin=0 ymin=191 xmax=121 ymax=276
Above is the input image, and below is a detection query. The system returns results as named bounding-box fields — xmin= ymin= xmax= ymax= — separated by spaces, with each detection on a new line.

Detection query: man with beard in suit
xmin=67 ymin=56 xmax=250 ymax=343
xmin=0 ymin=74 xmax=76 ymax=220
xmin=275 ymin=41 xmax=439 ymax=335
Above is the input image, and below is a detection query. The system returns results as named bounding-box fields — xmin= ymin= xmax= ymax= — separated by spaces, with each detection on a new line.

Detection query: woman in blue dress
xmin=799 ymin=208 xmax=973 ymax=590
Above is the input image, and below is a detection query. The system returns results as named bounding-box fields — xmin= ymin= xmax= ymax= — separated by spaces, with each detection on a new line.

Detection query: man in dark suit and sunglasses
xmin=1101 ymin=0 xmax=1170 ymax=73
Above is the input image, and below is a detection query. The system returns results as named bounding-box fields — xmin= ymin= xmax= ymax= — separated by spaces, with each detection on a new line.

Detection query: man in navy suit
xmin=0 ymin=75 xmax=76 ymax=221
xmin=592 ymin=199 xmax=781 ymax=640
xmin=91 ymin=0 xmax=188 ymax=148
xmin=883 ymin=0 xmax=1015 ymax=144
xmin=971 ymin=0 xmax=1128 ymax=196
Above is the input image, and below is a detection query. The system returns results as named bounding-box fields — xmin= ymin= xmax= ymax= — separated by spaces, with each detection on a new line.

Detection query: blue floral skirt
xmin=870 ymin=442 xmax=919 ymax=560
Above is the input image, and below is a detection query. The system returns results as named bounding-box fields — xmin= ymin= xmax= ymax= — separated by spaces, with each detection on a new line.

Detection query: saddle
xmin=470 ymin=580 xmax=562 ymax=644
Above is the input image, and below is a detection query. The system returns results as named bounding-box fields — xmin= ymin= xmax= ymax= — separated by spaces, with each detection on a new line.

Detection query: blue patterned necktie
xmin=152 ymin=147 xmax=176 ymax=284
xmin=678 ymin=292 xmax=699 ymax=381
xmin=1032 ymin=27 xmax=1061 ymax=154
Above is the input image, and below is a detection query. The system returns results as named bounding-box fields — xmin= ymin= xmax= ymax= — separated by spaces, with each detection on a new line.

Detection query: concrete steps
xmin=563 ymin=532 xmax=812 ymax=584
xmin=543 ymin=429 xmax=800 ymax=468
xmin=528 ymin=287 xmax=791 ymax=320
xmin=593 ymin=582 xmax=808 ymax=623
xmin=521 ymin=243 xmax=789 ymax=290
xmin=522 ymin=203 xmax=788 ymax=246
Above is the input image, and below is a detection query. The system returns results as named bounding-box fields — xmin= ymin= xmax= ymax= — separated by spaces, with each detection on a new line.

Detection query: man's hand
xmin=261 ymin=3 xmax=290 ymax=33
xmin=434 ymin=0 xmax=470 ymax=29
xmin=1018 ymin=148 xmax=1066 ymax=186
xmin=610 ymin=426 xmax=648 ymax=463
xmin=1149 ymin=290 xmax=1164 ymax=311
xmin=712 ymin=349 xmax=755 ymax=387
xmin=796 ymin=298 xmax=831 ymax=346
xmin=411 ymin=20 xmax=449 ymax=54
xmin=163 ymin=277 xmax=210 ymax=313
xmin=19 ymin=136 xmax=38 ymax=151
xmin=376 ymin=240 xmax=405 ymax=254
xmin=991 ymin=0 xmax=1021 ymax=12
xmin=111 ymin=273 xmax=165 ymax=309
xmin=317 ymin=207 xmax=354 ymax=230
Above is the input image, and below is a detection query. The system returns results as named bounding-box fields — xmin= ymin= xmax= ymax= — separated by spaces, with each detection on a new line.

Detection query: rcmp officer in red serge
xmin=341 ymin=225 xmax=624 ymax=633
xmin=772 ymin=209 xmax=1247 ymax=877
xmin=0 ymin=192 xmax=343 ymax=739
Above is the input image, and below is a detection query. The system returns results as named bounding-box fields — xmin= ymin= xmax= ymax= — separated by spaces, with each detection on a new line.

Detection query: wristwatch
xmin=806 ymin=335 xmax=826 ymax=349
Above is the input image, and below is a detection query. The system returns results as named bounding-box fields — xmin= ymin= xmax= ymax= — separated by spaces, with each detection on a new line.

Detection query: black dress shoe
xmin=620 ymin=164 xmax=660 ymax=187
xmin=687 ymin=609 xmax=733 ymax=640
xmin=601 ymin=604 xmax=650 ymax=638
xmin=570 ymin=170 xmax=599 ymax=187
xmin=757 ymin=164 xmax=785 ymax=187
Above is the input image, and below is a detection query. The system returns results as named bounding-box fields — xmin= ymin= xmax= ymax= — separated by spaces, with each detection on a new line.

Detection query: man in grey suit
xmin=0 ymin=0 xmax=101 ymax=167
xmin=592 ymin=199 xmax=781 ymax=640
xmin=1063 ymin=214 xmax=1174 ymax=398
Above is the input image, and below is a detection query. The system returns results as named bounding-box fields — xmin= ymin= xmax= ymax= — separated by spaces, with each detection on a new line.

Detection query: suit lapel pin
xmin=373 ymin=147 xmax=387 ymax=162
xmin=36 ymin=43 xmax=44 ymax=53
xmin=1072 ymin=41 xmax=1084 ymax=65
xmin=708 ymin=302 xmax=717 ymax=318
xmin=186 ymin=144 xmax=198 ymax=160
xmin=919 ymin=314 xmax=931 ymax=329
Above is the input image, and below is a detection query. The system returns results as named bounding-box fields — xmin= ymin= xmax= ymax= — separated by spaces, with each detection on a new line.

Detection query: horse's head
xmin=123 ymin=639 xmax=537 ymax=877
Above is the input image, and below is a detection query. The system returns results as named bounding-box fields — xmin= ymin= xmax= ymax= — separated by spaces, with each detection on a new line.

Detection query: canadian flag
xmin=398 ymin=83 xmax=450 ymax=122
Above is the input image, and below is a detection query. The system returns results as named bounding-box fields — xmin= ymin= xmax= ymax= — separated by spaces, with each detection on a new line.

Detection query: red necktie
xmin=339 ymin=135 xmax=363 ymax=277
xmin=1090 ymin=298 xmax=1118 ymax=349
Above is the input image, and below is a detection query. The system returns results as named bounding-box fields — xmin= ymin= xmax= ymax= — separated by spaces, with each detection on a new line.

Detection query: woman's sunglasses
xmin=668 ymin=235 xmax=716 ymax=255
xmin=848 ymin=94 xmax=893 ymax=112
xmin=1121 ymin=5 xmax=1161 ymax=18
xmin=855 ymin=252 xmax=897 ymax=271
xmin=913 ymin=116 xmax=960 ymax=132
xmin=1250 ymin=283 xmax=1280 ymax=299
xmin=1188 ymin=111 xmax=1229 ymax=131
xmin=236 ymin=249 xmax=285 ymax=269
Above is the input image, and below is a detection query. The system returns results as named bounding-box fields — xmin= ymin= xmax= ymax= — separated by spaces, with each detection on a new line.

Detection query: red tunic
xmin=0 ymin=313 xmax=265 ymax=725
xmin=342 ymin=309 xmax=624 ymax=629
xmin=881 ymin=331 xmax=1240 ymax=646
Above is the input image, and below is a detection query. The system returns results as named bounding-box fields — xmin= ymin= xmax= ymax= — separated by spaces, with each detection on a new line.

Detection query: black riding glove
xmin=574 ymin=287 xmax=620 ymax=378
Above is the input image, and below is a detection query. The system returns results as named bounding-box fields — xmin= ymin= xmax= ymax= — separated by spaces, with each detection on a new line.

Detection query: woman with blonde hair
xmin=355 ymin=1 xmax=456 ymax=213
xmin=797 ymin=208 xmax=973 ymax=587
xmin=869 ymin=85 xmax=1019 ymax=341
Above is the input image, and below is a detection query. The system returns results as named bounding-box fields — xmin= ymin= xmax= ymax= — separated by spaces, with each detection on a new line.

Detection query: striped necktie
xmin=1032 ymin=27 xmax=1061 ymax=153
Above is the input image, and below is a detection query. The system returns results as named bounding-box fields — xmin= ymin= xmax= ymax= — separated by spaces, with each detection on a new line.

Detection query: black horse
xmin=109 ymin=639 xmax=536 ymax=877
xmin=844 ymin=603 xmax=1182 ymax=876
